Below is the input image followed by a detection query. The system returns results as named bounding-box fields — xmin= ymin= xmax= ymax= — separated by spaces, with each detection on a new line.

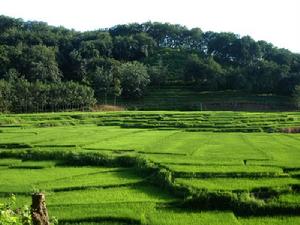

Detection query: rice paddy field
xmin=0 ymin=111 xmax=300 ymax=224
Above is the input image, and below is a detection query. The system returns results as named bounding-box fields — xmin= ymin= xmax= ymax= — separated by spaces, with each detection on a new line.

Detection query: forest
xmin=0 ymin=15 xmax=300 ymax=112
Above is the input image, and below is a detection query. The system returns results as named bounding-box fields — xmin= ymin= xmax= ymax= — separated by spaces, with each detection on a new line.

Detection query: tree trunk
xmin=31 ymin=193 xmax=50 ymax=225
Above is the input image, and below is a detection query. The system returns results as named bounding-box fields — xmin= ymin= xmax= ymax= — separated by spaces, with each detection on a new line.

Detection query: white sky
xmin=1 ymin=0 xmax=300 ymax=53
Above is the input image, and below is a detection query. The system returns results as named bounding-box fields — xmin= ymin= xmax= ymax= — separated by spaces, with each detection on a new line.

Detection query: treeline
xmin=0 ymin=78 xmax=95 ymax=113
xmin=0 ymin=15 xmax=300 ymax=112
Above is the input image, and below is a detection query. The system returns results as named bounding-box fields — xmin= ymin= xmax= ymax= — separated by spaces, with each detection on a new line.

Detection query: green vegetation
xmin=115 ymin=87 xmax=295 ymax=111
xmin=278 ymin=193 xmax=300 ymax=204
xmin=1 ymin=16 xmax=300 ymax=112
xmin=0 ymin=111 xmax=300 ymax=224
xmin=144 ymin=210 xmax=240 ymax=225
xmin=0 ymin=195 xmax=31 ymax=225
xmin=175 ymin=178 xmax=299 ymax=191
xmin=238 ymin=216 xmax=300 ymax=225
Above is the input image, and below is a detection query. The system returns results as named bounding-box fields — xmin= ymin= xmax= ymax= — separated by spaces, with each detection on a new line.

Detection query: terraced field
xmin=107 ymin=87 xmax=295 ymax=111
xmin=1 ymin=111 xmax=300 ymax=224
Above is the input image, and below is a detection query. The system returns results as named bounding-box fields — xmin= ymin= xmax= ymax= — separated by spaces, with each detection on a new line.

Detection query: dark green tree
xmin=19 ymin=45 xmax=62 ymax=82
xmin=119 ymin=61 xmax=150 ymax=98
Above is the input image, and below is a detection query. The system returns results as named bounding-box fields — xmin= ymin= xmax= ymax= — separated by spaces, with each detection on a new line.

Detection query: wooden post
xmin=31 ymin=193 xmax=50 ymax=225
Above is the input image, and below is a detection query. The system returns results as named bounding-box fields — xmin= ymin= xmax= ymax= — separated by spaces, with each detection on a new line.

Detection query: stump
xmin=31 ymin=193 xmax=50 ymax=225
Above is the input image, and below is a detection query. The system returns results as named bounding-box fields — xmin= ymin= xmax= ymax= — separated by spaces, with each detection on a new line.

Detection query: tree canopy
xmin=0 ymin=15 xmax=300 ymax=112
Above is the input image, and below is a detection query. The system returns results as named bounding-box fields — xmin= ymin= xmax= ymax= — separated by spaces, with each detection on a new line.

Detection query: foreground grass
xmin=238 ymin=216 xmax=300 ymax=225
xmin=1 ymin=111 xmax=300 ymax=224
xmin=175 ymin=177 xmax=300 ymax=191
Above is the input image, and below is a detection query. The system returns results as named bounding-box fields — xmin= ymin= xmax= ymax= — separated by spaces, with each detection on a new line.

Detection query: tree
xmin=225 ymin=67 xmax=250 ymax=91
xmin=112 ymin=35 xmax=138 ymax=60
xmin=3 ymin=68 xmax=20 ymax=81
xmin=148 ymin=59 xmax=168 ymax=86
xmin=119 ymin=61 xmax=150 ymax=98
xmin=31 ymin=81 xmax=49 ymax=112
xmin=276 ymin=74 xmax=300 ymax=96
xmin=246 ymin=60 xmax=289 ymax=93
xmin=11 ymin=77 xmax=32 ymax=112
xmin=113 ymin=78 xmax=122 ymax=105
xmin=133 ymin=33 xmax=156 ymax=58
xmin=77 ymin=31 xmax=113 ymax=57
xmin=293 ymin=84 xmax=300 ymax=108
xmin=69 ymin=49 xmax=88 ymax=83
xmin=64 ymin=81 xmax=96 ymax=109
xmin=19 ymin=45 xmax=62 ymax=82
xmin=204 ymin=32 xmax=239 ymax=63
xmin=0 ymin=45 xmax=11 ymax=77
xmin=184 ymin=54 xmax=224 ymax=90
xmin=91 ymin=66 xmax=113 ymax=103
xmin=0 ymin=79 xmax=12 ymax=112
xmin=1 ymin=15 xmax=300 ymax=104
xmin=184 ymin=54 xmax=207 ymax=83
xmin=236 ymin=36 xmax=260 ymax=65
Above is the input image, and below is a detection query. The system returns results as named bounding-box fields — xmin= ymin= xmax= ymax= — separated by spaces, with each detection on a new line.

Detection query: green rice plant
xmin=45 ymin=185 xmax=176 ymax=206
xmin=3 ymin=111 xmax=300 ymax=132
xmin=145 ymin=210 xmax=240 ymax=225
xmin=38 ymin=170 xmax=143 ymax=191
xmin=61 ymin=222 xmax=134 ymax=225
xmin=175 ymin=178 xmax=300 ymax=191
xmin=1 ymin=111 xmax=300 ymax=224
xmin=0 ymin=158 xmax=22 ymax=166
xmin=277 ymin=194 xmax=300 ymax=204
xmin=48 ymin=202 xmax=156 ymax=221
xmin=238 ymin=216 xmax=300 ymax=225
xmin=0 ymin=143 xmax=33 ymax=149
xmin=147 ymin=155 xmax=243 ymax=166
xmin=8 ymin=160 xmax=59 ymax=169
xmin=167 ymin=165 xmax=283 ymax=174
xmin=0 ymin=165 xmax=122 ymax=193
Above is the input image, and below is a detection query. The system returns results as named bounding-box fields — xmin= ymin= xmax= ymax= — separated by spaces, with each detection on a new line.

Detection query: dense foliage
xmin=0 ymin=15 xmax=300 ymax=112
xmin=0 ymin=195 xmax=31 ymax=225
xmin=0 ymin=78 xmax=96 ymax=113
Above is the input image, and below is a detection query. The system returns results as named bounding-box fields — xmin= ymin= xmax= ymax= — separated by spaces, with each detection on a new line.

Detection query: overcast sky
xmin=1 ymin=0 xmax=299 ymax=53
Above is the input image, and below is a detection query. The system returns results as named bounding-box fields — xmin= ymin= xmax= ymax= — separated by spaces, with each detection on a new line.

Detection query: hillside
xmin=107 ymin=86 xmax=296 ymax=111
xmin=0 ymin=15 xmax=300 ymax=112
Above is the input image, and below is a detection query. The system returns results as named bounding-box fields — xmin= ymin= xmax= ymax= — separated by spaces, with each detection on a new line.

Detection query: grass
xmin=145 ymin=210 xmax=240 ymax=225
xmin=166 ymin=165 xmax=284 ymax=174
xmin=1 ymin=111 xmax=300 ymax=224
xmin=2 ymin=125 xmax=300 ymax=168
xmin=0 ymin=165 xmax=126 ymax=193
xmin=238 ymin=216 xmax=300 ymax=225
xmin=2 ymin=111 xmax=300 ymax=132
xmin=46 ymin=185 xmax=175 ymax=205
xmin=8 ymin=160 xmax=59 ymax=169
xmin=175 ymin=177 xmax=300 ymax=191
xmin=1 ymin=185 xmax=176 ymax=206
xmin=38 ymin=170 xmax=143 ymax=191
xmin=278 ymin=193 xmax=300 ymax=204
xmin=0 ymin=158 xmax=22 ymax=166
xmin=48 ymin=202 xmax=156 ymax=221
xmin=61 ymin=223 xmax=129 ymax=225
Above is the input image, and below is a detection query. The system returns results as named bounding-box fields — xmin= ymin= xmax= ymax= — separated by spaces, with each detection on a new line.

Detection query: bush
xmin=0 ymin=195 xmax=31 ymax=225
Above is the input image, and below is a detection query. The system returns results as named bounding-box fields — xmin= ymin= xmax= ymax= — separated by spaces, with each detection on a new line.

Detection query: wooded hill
xmin=0 ymin=15 xmax=300 ymax=112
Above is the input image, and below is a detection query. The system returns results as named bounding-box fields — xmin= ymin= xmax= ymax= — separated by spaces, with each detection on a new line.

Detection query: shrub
xmin=0 ymin=195 xmax=31 ymax=225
